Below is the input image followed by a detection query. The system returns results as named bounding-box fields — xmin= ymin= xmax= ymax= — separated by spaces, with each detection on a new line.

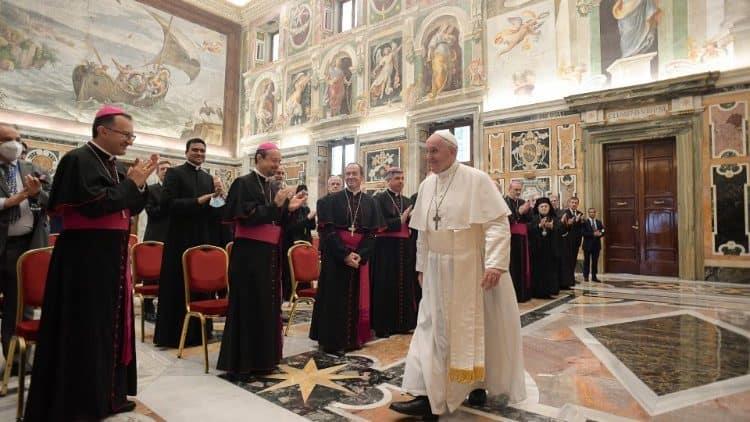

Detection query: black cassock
xmin=560 ymin=208 xmax=584 ymax=288
xmin=218 ymin=172 xmax=287 ymax=374
xmin=144 ymin=182 xmax=168 ymax=242
xmin=154 ymin=162 xmax=224 ymax=348
xmin=528 ymin=215 xmax=562 ymax=298
xmin=370 ymin=190 xmax=417 ymax=336
xmin=505 ymin=196 xmax=532 ymax=302
xmin=409 ymin=192 xmax=422 ymax=304
xmin=309 ymin=190 xmax=383 ymax=352
xmin=281 ymin=204 xmax=315 ymax=301
xmin=25 ymin=143 xmax=145 ymax=421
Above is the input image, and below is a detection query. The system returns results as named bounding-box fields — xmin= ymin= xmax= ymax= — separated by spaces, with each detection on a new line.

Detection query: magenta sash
xmin=376 ymin=223 xmax=410 ymax=239
xmin=62 ymin=209 xmax=133 ymax=365
xmin=510 ymin=223 xmax=532 ymax=288
xmin=337 ymin=229 xmax=371 ymax=346
xmin=235 ymin=223 xmax=282 ymax=245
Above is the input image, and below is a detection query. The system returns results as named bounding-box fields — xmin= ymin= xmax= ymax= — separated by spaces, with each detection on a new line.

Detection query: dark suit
xmin=144 ymin=182 xmax=169 ymax=241
xmin=582 ymin=218 xmax=605 ymax=281
xmin=0 ymin=160 xmax=50 ymax=358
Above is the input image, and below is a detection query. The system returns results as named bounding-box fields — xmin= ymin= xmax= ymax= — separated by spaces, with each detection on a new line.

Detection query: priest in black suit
xmin=582 ymin=207 xmax=605 ymax=282
xmin=154 ymin=138 xmax=226 ymax=348
xmin=143 ymin=160 xmax=171 ymax=242
xmin=560 ymin=197 xmax=584 ymax=287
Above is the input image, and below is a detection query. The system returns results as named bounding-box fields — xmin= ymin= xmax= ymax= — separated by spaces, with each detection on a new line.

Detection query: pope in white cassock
xmin=390 ymin=130 xmax=526 ymax=418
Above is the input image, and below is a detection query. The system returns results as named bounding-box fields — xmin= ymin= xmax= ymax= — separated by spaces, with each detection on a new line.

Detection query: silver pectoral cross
xmin=433 ymin=212 xmax=441 ymax=230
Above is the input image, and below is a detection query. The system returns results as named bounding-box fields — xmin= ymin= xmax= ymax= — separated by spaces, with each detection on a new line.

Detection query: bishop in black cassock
xmin=504 ymin=181 xmax=532 ymax=303
xmin=371 ymin=168 xmax=417 ymax=337
xmin=310 ymin=163 xmax=383 ymax=353
xmin=154 ymin=138 xmax=225 ymax=348
xmin=26 ymin=106 xmax=157 ymax=421
xmin=217 ymin=143 xmax=306 ymax=374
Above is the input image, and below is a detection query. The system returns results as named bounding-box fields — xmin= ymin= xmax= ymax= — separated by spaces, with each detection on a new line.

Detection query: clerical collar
xmin=345 ymin=187 xmax=361 ymax=195
xmin=186 ymin=161 xmax=202 ymax=171
xmin=387 ymin=189 xmax=401 ymax=197
xmin=89 ymin=141 xmax=116 ymax=161
xmin=437 ymin=161 xmax=459 ymax=180
xmin=253 ymin=168 xmax=270 ymax=182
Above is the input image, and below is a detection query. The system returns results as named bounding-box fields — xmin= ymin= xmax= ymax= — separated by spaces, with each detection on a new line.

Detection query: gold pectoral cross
xmin=349 ymin=225 xmax=356 ymax=237
xmin=433 ymin=212 xmax=441 ymax=230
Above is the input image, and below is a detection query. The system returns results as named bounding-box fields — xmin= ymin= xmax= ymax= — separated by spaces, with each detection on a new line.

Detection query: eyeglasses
xmin=105 ymin=127 xmax=137 ymax=141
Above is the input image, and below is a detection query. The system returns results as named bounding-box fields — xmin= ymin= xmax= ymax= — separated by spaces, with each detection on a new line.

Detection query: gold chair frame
xmin=131 ymin=241 xmax=164 ymax=343
xmin=176 ymin=245 xmax=229 ymax=373
xmin=284 ymin=241 xmax=319 ymax=336
xmin=0 ymin=246 xmax=54 ymax=420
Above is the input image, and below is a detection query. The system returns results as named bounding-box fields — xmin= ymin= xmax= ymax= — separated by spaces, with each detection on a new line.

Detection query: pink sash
xmin=376 ymin=223 xmax=410 ymax=239
xmin=235 ymin=224 xmax=282 ymax=245
xmin=62 ymin=209 xmax=134 ymax=365
xmin=337 ymin=229 xmax=371 ymax=346
xmin=510 ymin=223 xmax=531 ymax=288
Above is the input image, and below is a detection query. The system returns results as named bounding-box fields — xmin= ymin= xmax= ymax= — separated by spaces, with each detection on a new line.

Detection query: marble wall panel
xmin=711 ymin=163 xmax=750 ymax=256
xmin=558 ymin=174 xmax=577 ymax=204
xmin=487 ymin=132 xmax=504 ymax=174
xmin=709 ymin=102 xmax=748 ymax=158
xmin=557 ymin=123 xmax=577 ymax=169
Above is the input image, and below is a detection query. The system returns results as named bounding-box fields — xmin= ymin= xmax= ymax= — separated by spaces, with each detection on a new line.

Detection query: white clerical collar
xmin=253 ymin=168 xmax=270 ymax=181
xmin=186 ymin=161 xmax=202 ymax=171
xmin=90 ymin=141 xmax=116 ymax=161
xmin=437 ymin=161 xmax=459 ymax=180
xmin=387 ymin=188 xmax=401 ymax=196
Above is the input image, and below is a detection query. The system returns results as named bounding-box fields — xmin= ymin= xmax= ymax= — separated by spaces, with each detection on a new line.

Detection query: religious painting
xmin=486 ymin=0 xmax=556 ymax=108
xmin=421 ymin=16 xmax=462 ymax=99
xmin=510 ymin=128 xmax=551 ymax=171
xmin=557 ymin=174 xmax=577 ymax=205
xmin=369 ymin=0 xmax=400 ymax=24
xmin=0 ymin=0 xmax=229 ymax=144
xmin=369 ymin=37 xmax=403 ymax=108
xmin=557 ymin=124 xmax=577 ymax=169
xmin=360 ymin=140 xmax=405 ymax=186
xmin=254 ymin=79 xmax=277 ymax=134
xmin=510 ymin=176 xmax=551 ymax=200
xmin=282 ymin=159 xmax=307 ymax=186
xmin=711 ymin=164 xmax=750 ymax=255
xmin=599 ymin=0 xmax=660 ymax=81
xmin=324 ymin=53 xmax=353 ymax=118
xmin=709 ymin=102 xmax=748 ymax=158
xmin=286 ymin=69 xmax=312 ymax=126
xmin=289 ymin=3 xmax=312 ymax=51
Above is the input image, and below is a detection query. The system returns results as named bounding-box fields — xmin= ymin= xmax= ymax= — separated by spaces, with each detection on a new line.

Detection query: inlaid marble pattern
xmin=709 ymin=102 xmax=748 ymax=158
xmin=557 ymin=124 xmax=576 ymax=169
xmin=711 ymin=163 xmax=750 ymax=255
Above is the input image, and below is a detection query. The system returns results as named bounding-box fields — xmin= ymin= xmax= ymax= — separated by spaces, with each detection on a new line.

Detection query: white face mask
xmin=0 ymin=141 xmax=22 ymax=161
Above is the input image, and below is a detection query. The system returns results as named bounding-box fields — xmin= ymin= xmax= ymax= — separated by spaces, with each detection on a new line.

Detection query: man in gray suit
xmin=0 ymin=123 xmax=50 ymax=364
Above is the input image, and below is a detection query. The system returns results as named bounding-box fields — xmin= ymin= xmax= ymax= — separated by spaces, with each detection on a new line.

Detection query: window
xmin=330 ymin=139 xmax=356 ymax=176
xmin=337 ymin=0 xmax=357 ymax=33
xmin=429 ymin=119 xmax=474 ymax=166
xmin=323 ymin=6 xmax=334 ymax=32
xmin=255 ymin=32 xmax=266 ymax=61
xmin=270 ymin=32 xmax=280 ymax=62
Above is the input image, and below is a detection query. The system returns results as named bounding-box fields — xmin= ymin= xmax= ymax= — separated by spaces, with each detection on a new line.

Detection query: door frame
xmin=581 ymin=114 xmax=703 ymax=280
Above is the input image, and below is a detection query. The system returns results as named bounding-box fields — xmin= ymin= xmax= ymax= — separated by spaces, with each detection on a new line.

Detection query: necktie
xmin=591 ymin=219 xmax=596 ymax=230
xmin=3 ymin=163 xmax=21 ymax=223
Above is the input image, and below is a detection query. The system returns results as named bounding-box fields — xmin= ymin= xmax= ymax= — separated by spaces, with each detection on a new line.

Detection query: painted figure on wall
xmin=325 ymin=55 xmax=353 ymax=118
xmin=286 ymin=70 xmax=311 ymax=126
xmin=255 ymin=79 xmax=276 ymax=134
xmin=493 ymin=10 xmax=550 ymax=56
xmin=289 ymin=3 xmax=312 ymax=49
xmin=423 ymin=19 xmax=462 ymax=99
xmin=613 ymin=0 xmax=660 ymax=58
xmin=370 ymin=39 xmax=402 ymax=107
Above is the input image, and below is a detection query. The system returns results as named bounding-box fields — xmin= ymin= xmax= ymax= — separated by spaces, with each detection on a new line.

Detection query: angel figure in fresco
xmin=426 ymin=23 xmax=459 ymax=99
xmin=370 ymin=42 xmax=402 ymax=101
xmin=494 ymin=10 xmax=550 ymax=56
xmin=325 ymin=57 xmax=352 ymax=117
xmin=255 ymin=81 xmax=275 ymax=133
xmin=286 ymin=72 xmax=311 ymax=125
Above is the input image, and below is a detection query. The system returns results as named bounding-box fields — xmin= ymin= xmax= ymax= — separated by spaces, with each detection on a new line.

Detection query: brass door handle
xmin=616 ymin=201 xmax=627 ymax=206
xmin=653 ymin=200 xmax=665 ymax=205
xmin=631 ymin=225 xmax=639 ymax=229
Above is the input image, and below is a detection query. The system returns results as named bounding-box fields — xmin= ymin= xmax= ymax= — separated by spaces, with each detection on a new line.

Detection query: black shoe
xmin=583 ymin=278 xmax=589 ymax=282
xmin=389 ymin=396 xmax=437 ymax=418
xmin=375 ymin=330 xmax=390 ymax=338
xmin=592 ymin=277 xmax=600 ymax=282
xmin=468 ymin=389 xmax=487 ymax=406
xmin=113 ymin=400 xmax=136 ymax=414
xmin=322 ymin=347 xmax=344 ymax=356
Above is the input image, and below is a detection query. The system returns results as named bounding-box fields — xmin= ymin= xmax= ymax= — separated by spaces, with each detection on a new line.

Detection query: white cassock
xmin=402 ymin=161 xmax=526 ymax=415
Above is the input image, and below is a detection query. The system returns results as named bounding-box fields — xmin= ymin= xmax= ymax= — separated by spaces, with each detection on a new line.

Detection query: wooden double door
xmin=603 ymin=139 xmax=678 ymax=276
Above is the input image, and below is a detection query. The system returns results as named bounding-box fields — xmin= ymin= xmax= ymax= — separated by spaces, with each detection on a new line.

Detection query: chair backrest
xmin=131 ymin=241 xmax=164 ymax=283
xmin=225 ymin=241 xmax=233 ymax=258
xmin=288 ymin=241 xmax=320 ymax=284
xmin=311 ymin=237 xmax=320 ymax=252
xmin=182 ymin=245 xmax=228 ymax=303
xmin=48 ymin=234 xmax=58 ymax=246
xmin=16 ymin=247 xmax=53 ymax=322
xmin=128 ymin=234 xmax=138 ymax=250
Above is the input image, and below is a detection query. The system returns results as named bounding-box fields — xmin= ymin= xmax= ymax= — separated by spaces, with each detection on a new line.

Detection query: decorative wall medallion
xmin=289 ymin=4 xmax=312 ymax=49
xmin=26 ymin=149 xmax=60 ymax=175
xmin=511 ymin=128 xmax=551 ymax=171
xmin=709 ymin=102 xmax=748 ymax=158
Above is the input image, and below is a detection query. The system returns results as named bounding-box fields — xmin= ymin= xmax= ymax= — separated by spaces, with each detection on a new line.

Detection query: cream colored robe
xmin=402 ymin=161 xmax=526 ymax=414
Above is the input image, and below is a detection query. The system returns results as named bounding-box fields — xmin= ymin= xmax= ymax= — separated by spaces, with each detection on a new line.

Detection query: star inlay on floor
xmin=259 ymin=358 xmax=365 ymax=403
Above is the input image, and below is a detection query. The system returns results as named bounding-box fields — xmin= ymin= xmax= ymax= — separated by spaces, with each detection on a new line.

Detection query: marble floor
xmin=1 ymin=274 xmax=749 ymax=421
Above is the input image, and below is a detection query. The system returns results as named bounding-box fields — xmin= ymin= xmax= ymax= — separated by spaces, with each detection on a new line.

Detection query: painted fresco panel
xmin=369 ymin=37 xmax=403 ymax=108
xmin=286 ymin=69 xmax=312 ymax=126
xmin=324 ymin=54 xmax=353 ymax=118
xmin=421 ymin=15 xmax=462 ymax=99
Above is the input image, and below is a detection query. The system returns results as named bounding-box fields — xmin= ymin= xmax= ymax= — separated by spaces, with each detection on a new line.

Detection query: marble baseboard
xmin=705 ymin=266 xmax=750 ymax=284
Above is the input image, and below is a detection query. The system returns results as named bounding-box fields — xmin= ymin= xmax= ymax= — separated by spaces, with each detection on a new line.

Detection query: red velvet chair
xmin=131 ymin=241 xmax=163 ymax=342
xmin=48 ymin=233 xmax=58 ymax=246
xmin=0 ymin=247 xmax=53 ymax=419
xmin=285 ymin=241 xmax=319 ymax=336
xmin=177 ymin=245 xmax=229 ymax=373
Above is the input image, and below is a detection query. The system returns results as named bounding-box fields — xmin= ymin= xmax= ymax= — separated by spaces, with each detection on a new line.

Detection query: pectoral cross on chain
xmin=348 ymin=225 xmax=356 ymax=237
xmin=432 ymin=212 xmax=441 ymax=230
